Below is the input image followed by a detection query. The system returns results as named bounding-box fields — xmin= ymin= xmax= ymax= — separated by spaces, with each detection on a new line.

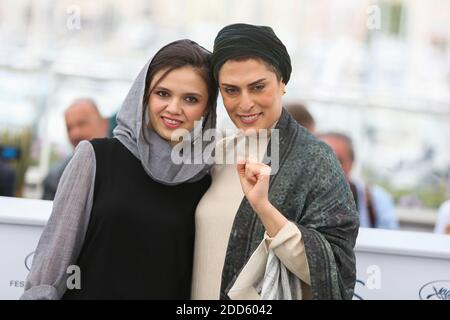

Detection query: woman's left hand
xmin=237 ymin=156 xmax=288 ymax=237
xmin=237 ymin=156 xmax=271 ymax=212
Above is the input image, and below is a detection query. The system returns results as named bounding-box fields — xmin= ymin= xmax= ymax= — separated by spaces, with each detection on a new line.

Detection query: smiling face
xmin=148 ymin=66 xmax=209 ymax=145
xmin=218 ymin=58 xmax=285 ymax=131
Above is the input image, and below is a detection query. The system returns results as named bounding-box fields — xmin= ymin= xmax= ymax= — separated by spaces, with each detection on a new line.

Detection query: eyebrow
xmin=154 ymin=86 xmax=203 ymax=98
xmin=221 ymin=78 xmax=266 ymax=88
xmin=154 ymin=86 xmax=171 ymax=92
xmin=185 ymin=92 xmax=203 ymax=98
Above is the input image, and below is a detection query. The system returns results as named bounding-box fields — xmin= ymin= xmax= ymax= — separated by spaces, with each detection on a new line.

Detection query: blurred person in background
xmin=434 ymin=200 xmax=450 ymax=235
xmin=0 ymin=158 xmax=16 ymax=197
xmin=41 ymin=98 xmax=108 ymax=200
xmin=319 ymin=132 xmax=398 ymax=229
xmin=285 ymin=103 xmax=316 ymax=133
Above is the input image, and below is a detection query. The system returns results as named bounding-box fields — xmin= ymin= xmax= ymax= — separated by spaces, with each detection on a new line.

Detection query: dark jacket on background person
xmin=0 ymin=160 xmax=16 ymax=197
xmin=41 ymin=157 xmax=71 ymax=200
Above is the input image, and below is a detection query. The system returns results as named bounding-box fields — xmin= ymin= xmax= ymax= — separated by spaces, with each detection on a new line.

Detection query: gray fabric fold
xmin=20 ymin=285 xmax=59 ymax=300
xmin=259 ymin=250 xmax=302 ymax=300
xmin=21 ymin=141 xmax=96 ymax=300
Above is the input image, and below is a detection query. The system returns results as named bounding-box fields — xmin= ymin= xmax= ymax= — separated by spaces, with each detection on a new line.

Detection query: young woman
xmin=21 ymin=39 xmax=218 ymax=299
xmin=191 ymin=24 xmax=359 ymax=300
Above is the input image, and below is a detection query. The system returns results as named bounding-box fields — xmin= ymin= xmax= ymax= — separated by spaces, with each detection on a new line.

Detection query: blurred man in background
xmin=42 ymin=98 xmax=108 ymax=200
xmin=319 ymin=132 xmax=399 ymax=229
xmin=64 ymin=98 xmax=109 ymax=148
xmin=285 ymin=103 xmax=316 ymax=133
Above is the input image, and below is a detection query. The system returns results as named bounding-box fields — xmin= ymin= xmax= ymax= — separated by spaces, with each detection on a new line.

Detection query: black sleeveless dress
xmin=62 ymin=138 xmax=211 ymax=299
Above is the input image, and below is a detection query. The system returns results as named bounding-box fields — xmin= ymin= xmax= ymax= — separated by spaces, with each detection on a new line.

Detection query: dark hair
xmin=142 ymin=39 xmax=218 ymax=141
xmin=285 ymin=103 xmax=315 ymax=131
xmin=318 ymin=132 xmax=355 ymax=162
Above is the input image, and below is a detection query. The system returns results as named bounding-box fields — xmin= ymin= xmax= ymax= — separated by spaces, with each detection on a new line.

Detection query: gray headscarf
xmin=113 ymin=42 xmax=216 ymax=186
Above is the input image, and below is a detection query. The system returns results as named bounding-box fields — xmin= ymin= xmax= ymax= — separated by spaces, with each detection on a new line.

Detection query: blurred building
xmin=0 ymin=0 xmax=449 ymax=210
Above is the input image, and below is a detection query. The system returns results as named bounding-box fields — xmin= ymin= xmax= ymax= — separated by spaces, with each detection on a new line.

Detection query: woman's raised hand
xmin=237 ymin=155 xmax=271 ymax=212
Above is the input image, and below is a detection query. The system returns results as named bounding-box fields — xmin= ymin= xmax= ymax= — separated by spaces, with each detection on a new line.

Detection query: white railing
xmin=1 ymin=196 xmax=449 ymax=300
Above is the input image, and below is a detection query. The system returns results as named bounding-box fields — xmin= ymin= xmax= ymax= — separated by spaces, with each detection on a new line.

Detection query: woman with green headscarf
xmin=191 ymin=23 xmax=359 ymax=300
